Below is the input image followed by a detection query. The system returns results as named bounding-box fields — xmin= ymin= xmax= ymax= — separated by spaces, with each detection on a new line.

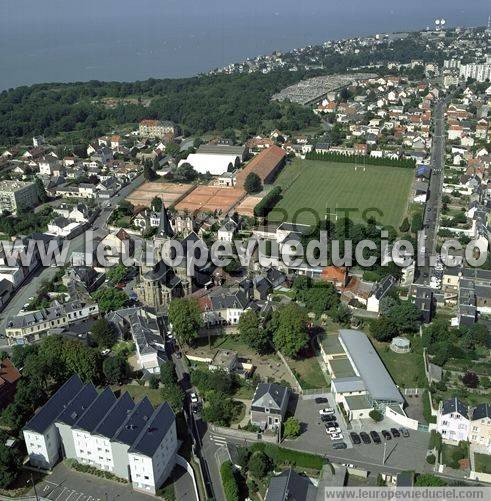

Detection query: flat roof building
xmin=0 ymin=180 xmax=39 ymax=215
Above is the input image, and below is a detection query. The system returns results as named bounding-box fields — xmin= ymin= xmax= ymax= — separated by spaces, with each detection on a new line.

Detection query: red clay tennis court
xmin=126 ymin=182 xmax=193 ymax=208
xmin=174 ymin=185 xmax=246 ymax=213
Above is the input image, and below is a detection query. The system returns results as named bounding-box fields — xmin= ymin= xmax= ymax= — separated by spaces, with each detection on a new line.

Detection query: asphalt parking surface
xmin=31 ymin=463 xmax=152 ymax=501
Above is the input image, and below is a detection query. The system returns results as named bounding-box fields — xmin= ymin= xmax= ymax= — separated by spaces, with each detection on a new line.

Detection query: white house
xmin=437 ymin=397 xmax=470 ymax=444
xmin=366 ymin=275 xmax=397 ymax=313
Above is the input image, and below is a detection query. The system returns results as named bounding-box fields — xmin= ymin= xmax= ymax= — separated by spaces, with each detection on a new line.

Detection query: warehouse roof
xmin=339 ymin=329 xmax=404 ymax=404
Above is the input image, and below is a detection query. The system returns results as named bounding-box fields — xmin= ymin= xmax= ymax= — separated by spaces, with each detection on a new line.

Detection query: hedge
xmin=422 ymin=390 xmax=436 ymax=424
xmin=249 ymin=443 xmax=326 ymax=470
xmin=220 ymin=460 xmax=239 ymax=501
xmin=254 ymin=186 xmax=282 ymax=217
xmin=65 ymin=459 xmax=128 ymax=483
xmin=306 ymin=151 xmax=416 ymax=169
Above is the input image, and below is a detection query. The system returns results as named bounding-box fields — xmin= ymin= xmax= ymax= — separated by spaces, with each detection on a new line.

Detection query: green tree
xmin=160 ymin=362 xmax=178 ymax=385
xmin=369 ymin=409 xmax=383 ymax=422
xmin=34 ymin=176 xmax=49 ymax=203
xmin=386 ymin=302 xmax=421 ymax=333
xmin=271 ymin=303 xmax=309 ymax=358
xmin=244 ymin=172 xmax=262 ymax=194
xmin=370 ymin=316 xmax=399 ymax=342
xmin=151 ymin=196 xmax=163 ymax=212
xmin=90 ymin=318 xmax=117 ymax=349
xmin=143 ymin=162 xmax=157 ymax=181
xmin=160 ymin=383 xmax=185 ymax=413
xmin=415 ymin=474 xmax=447 ymax=487
xmin=92 ymin=288 xmax=129 ymax=313
xmin=174 ymin=162 xmax=198 ymax=182
xmin=0 ymin=431 xmax=21 ymax=488
xmin=102 ymin=355 xmax=128 ymax=384
xmin=106 ymin=263 xmax=128 ymax=285
xmin=283 ymin=417 xmax=301 ymax=438
xmin=149 ymin=375 xmax=160 ymax=389
xmin=202 ymin=392 xmax=234 ymax=426
xmin=168 ymin=298 xmax=203 ymax=345
xmin=248 ymin=451 xmax=271 ymax=479
xmin=238 ymin=310 xmax=271 ymax=354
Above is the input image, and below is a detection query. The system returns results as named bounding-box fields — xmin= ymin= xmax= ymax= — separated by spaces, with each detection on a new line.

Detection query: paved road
xmin=0 ymin=175 xmax=144 ymax=346
xmin=173 ymin=464 xmax=198 ymax=501
xmin=416 ymin=97 xmax=448 ymax=284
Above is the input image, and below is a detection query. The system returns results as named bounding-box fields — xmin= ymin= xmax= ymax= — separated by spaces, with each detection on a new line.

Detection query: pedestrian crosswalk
xmin=210 ymin=434 xmax=228 ymax=446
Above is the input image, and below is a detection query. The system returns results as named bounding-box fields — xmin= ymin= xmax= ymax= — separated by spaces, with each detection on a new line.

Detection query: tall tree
xmin=238 ymin=310 xmax=271 ymax=353
xmin=270 ymin=303 xmax=309 ymax=358
xmin=244 ymin=172 xmax=262 ymax=194
xmin=168 ymin=298 xmax=203 ymax=345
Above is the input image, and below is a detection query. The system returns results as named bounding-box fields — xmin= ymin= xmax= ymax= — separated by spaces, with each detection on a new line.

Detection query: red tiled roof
xmin=236 ymin=145 xmax=286 ymax=187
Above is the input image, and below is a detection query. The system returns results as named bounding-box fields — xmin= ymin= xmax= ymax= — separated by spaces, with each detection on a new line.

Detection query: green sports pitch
xmin=268 ymin=158 xmax=414 ymax=228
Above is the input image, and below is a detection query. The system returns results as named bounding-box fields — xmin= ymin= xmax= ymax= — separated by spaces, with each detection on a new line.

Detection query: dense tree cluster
xmin=0 ymin=71 xmax=319 ymax=145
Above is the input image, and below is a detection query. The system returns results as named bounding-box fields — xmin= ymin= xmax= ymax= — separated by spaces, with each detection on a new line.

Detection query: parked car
xmin=400 ymin=428 xmax=410 ymax=438
xmin=360 ymin=432 xmax=371 ymax=444
xmin=390 ymin=428 xmax=401 ymax=438
xmin=370 ymin=431 xmax=381 ymax=444
xmin=315 ymin=397 xmax=329 ymax=404
xmin=327 ymin=426 xmax=341 ymax=434
xmin=190 ymin=392 xmax=198 ymax=404
xmin=321 ymin=414 xmax=336 ymax=422
xmin=332 ymin=442 xmax=347 ymax=450
xmin=350 ymin=432 xmax=361 ymax=445
xmin=101 ymin=349 xmax=111 ymax=356
xmin=381 ymin=430 xmax=392 ymax=440
xmin=330 ymin=432 xmax=343 ymax=440
xmin=319 ymin=408 xmax=335 ymax=416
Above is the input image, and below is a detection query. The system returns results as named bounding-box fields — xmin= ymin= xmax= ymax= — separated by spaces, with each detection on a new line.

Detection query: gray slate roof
xmin=23 ymin=374 xmax=84 ymax=434
xmin=472 ymin=403 xmax=491 ymax=421
xmin=252 ymin=383 xmax=289 ymax=410
xmin=339 ymin=329 xmax=403 ymax=404
xmin=265 ymin=468 xmax=317 ymax=501
xmin=442 ymin=397 xmax=468 ymax=419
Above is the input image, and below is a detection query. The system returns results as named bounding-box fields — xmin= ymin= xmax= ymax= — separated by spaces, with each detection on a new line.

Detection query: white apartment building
xmin=437 ymin=397 xmax=470 ymax=444
xmin=0 ymin=180 xmax=39 ymax=215
xmin=459 ymin=61 xmax=491 ymax=83
xmin=23 ymin=375 xmax=178 ymax=495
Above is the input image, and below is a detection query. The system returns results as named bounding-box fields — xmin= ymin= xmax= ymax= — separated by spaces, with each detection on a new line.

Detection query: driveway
xmin=30 ymin=463 xmax=151 ymax=501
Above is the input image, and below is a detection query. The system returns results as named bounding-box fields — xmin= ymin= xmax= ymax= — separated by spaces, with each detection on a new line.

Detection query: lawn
xmin=372 ymin=336 xmax=426 ymax=388
xmin=285 ymin=355 xmax=327 ymax=390
xmin=111 ymin=384 xmax=163 ymax=406
xmin=474 ymin=453 xmax=491 ymax=474
xmin=269 ymin=158 xmax=414 ymax=227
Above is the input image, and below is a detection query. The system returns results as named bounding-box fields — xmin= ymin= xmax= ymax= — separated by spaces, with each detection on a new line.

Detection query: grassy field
xmin=371 ymin=336 xmax=426 ymax=388
xmin=475 ymin=453 xmax=491 ymax=474
xmin=111 ymin=384 xmax=163 ymax=406
xmin=269 ymin=158 xmax=414 ymax=227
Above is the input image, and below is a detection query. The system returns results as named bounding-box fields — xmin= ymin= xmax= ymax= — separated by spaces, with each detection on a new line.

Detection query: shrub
xmin=248 ymin=451 xmax=271 ymax=479
xmin=426 ymin=454 xmax=436 ymax=465
xmin=220 ymin=461 xmax=239 ymax=501
xmin=249 ymin=443 xmax=326 ymax=470
xmin=283 ymin=417 xmax=301 ymax=439
xmin=65 ymin=459 xmax=127 ymax=483
xmin=369 ymin=410 xmax=383 ymax=422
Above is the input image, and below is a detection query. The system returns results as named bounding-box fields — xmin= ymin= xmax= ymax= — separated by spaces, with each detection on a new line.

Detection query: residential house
xmin=0 ymin=358 xmax=21 ymax=410
xmin=437 ymin=397 xmax=470 ymax=444
xmin=250 ymin=383 xmax=289 ymax=431
xmin=470 ymin=404 xmax=491 ymax=452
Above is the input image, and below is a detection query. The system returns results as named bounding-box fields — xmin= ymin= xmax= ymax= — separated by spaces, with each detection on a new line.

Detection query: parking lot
xmin=283 ymin=395 xmax=432 ymax=474
xmin=31 ymin=463 xmax=151 ymax=501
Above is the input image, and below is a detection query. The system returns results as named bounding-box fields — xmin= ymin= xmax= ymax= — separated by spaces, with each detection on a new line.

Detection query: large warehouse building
xmin=320 ymin=329 xmax=404 ymax=421
xmin=235 ymin=145 xmax=286 ymax=188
